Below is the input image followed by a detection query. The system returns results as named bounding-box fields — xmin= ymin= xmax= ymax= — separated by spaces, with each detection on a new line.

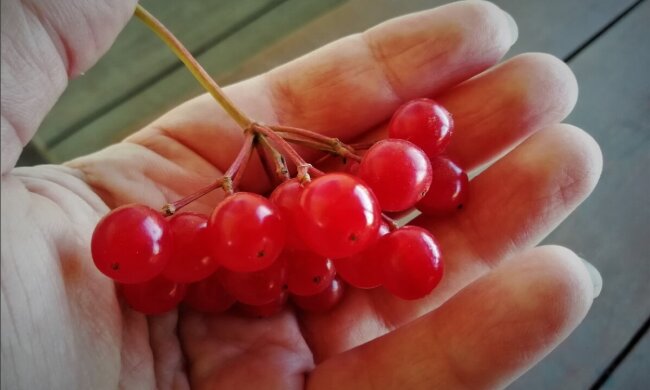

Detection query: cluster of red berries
xmin=91 ymin=99 xmax=468 ymax=317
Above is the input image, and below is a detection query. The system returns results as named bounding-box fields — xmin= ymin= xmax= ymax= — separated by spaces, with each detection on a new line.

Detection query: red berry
xmin=292 ymin=278 xmax=345 ymax=313
xmin=91 ymin=204 xmax=172 ymax=284
xmin=333 ymin=222 xmax=391 ymax=289
xmin=416 ymin=156 xmax=469 ymax=216
xmin=379 ymin=226 xmax=443 ymax=300
xmin=216 ymin=258 xmax=287 ymax=306
xmin=389 ymin=99 xmax=453 ymax=157
xmin=284 ymin=250 xmax=335 ymax=296
xmin=120 ymin=276 xmax=186 ymax=315
xmin=208 ymin=192 xmax=286 ymax=272
xmin=297 ymin=173 xmax=381 ymax=259
xmin=269 ymin=179 xmax=309 ymax=251
xmin=357 ymin=139 xmax=432 ymax=211
xmin=239 ymin=292 xmax=288 ymax=318
xmin=184 ymin=271 xmax=236 ymax=314
xmin=162 ymin=212 xmax=218 ymax=283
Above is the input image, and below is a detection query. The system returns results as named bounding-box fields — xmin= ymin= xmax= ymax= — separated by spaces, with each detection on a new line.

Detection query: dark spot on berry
xmin=257 ymin=250 xmax=265 ymax=258
xmin=457 ymin=204 xmax=464 ymax=210
xmin=349 ymin=233 xmax=357 ymax=241
xmin=111 ymin=262 xmax=120 ymax=271
xmin=313 ymin=276 xmax=322 ymax=284
xmin=342 ymin=157 xmax=348 ymax=164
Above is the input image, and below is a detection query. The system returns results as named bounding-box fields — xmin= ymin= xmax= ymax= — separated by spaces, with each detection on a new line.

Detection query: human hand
xmin=1 ymin=1 xmax=603 ymax=389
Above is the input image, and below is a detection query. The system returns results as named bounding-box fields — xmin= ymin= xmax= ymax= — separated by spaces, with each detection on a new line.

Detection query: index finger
xmin=128 ymin=0 xmax=516 ymax=174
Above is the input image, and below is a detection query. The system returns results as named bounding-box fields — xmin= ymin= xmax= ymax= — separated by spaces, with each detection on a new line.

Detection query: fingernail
xmin=580 ymin=257 xmax=602 ymax=298
xmin=502 ymin=10 xmax=518 ymax=46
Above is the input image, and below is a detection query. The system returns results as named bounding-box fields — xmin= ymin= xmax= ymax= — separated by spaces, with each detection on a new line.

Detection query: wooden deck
xmin=17 ymin=0 xmax=650 ymax=388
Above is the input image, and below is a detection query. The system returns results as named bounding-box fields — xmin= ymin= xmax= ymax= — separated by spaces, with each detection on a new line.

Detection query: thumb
xmin=0 ymin=0 xmax=137 ymax=174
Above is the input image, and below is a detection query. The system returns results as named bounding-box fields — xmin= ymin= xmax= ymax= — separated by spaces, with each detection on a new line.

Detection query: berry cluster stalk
xmin=135 ymin=4 xmax=363 ymax=213
xmin=134 ymin=5 xmax=252 ymax=130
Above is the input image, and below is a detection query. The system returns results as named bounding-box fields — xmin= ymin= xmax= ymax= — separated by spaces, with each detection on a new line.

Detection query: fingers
xmin=421 ymin=123 xmax=602 ymax=272
xmin=300 ymin=123 xmax=602 ymax=359
xmin=443 ymin=52 xmax=578 ymax=170
xmin=129 ymin=0 xmax=517 ymax=175
xmin=397 ymin=124 xmax=601 ymax=320
xmin=68 ymin=141 xmax=225 ymax=212
xmin=147 ymin=313 xmax=190 ymax=390
xmin=307 ymin=245 xmax=596 ymax=390
xmin=348 ymin=52 xmax=578 ymax=173
xmin=1 ymin=0 xmax=137 ymax=173
xmin=267 ymin=0 xmax=516 ymax=136
xmin=179 ymin=310 xmax=313 ymax=389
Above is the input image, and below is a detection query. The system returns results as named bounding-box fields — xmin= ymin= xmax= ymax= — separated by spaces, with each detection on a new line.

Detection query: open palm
xmin=1 ymin=1 xmax=602 ymax=389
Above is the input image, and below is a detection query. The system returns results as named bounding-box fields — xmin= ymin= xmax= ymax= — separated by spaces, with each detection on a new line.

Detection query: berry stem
xmin=270 ymin=125 xmax=340 ymax=147
xmin=253 ymin=124 xmax=324 ymax=181
xmin=162 ymin=178 xmax=224 ymax=216
xmin=161 ymin=133 xmax=254 ymax=214
xmin=134 ymin=5 xmax=252 ymax=130
xmin=280 ymin=134 xmax=362 ymax=162
xmin=348 ymin=142 xmax=374 ymax=151
xmin=280 ymin=135 xmax=338 ymax=152
xmin=256 ymin=134 xmax=290 ymax=183
xmin=228 ymin=132 xmax=256 ymax=193
xmin=271 ymin=125 xmax=362 ymax=162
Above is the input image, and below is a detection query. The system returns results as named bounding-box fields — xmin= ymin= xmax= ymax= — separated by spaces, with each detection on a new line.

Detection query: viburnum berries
xmin=89 ymin=5 xmax=470 ymax=317
xmin=91 ymin=204 xmax=172 ymax=284
xmin=208 ymin=192 xmax=286 ymax=273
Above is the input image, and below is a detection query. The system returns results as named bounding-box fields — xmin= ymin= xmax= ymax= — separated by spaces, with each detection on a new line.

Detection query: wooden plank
xmin=48 ymin=0 xmax=344 ymax=162
xmin=46 ymin=0 xmax=638 ymax=163
xmin=210 ymin=0 xmax=639 ymax=86
xmin=498 ymin=0 xmax=638 ymax=59
xmin=15 ymin=141 xmax=49 ymax=167
xmin=511 ymin=2 xmax=650 ymax=389
xmin=36 ymin=0 xmax=283 ymax=147
xmin=603 ymin=325 xmax=650 ymax=389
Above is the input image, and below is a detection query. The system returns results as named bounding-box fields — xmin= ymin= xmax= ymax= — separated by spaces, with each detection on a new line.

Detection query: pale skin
xmin=1 ymin=0 xmax=603 ymax=389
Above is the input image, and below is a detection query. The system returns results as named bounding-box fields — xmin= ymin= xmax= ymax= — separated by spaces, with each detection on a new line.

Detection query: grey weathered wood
xmin=603 ymin=327 xmax=650 ymax=389
xmin=44 ymin=0 xmax=637 ymax=163
xmin=15 ymin=141 xmax=49 ymax=167
xmin=36 ymin=0 xmax=283 ymax=147
xmin=208 ymin=0 xmax=640 ymax=85
xmin=47 ymin=0 xmax=344 ymax=162
xmin=498 ymin=0 xmax=638 ymax=59
xmin=511 ymin=1 xmax=650 ymax=389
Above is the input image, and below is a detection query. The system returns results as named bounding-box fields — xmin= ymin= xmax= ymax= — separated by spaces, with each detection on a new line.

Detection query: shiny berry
xmin=284 ymin=250 xmax=335 ymax=296
xmin=389 ymin=99 xmax=453 ymax=157
xmin=184 ymin=271 xmax=236 ymax=314
xmin=417 ymin=156 xmax=469 ymax=216
xmin=334 ymin=222 xmax=391 ymax=289
xmin=269 ymin=179 xmax=309 ymax=251
xmin=208 ymin=192 xmax=286 ymax=272
xmin=162 ymin=212 xmax=218 ymax=283
xmin=297 ymin=173 xmax=380 ymax=259
xmin=216 ymin=258 xmax=287 ymax=306
xmin=379 ymin=226 xmax=443 ymax=300
xmin=357 ymin=139 xmax=432 ymax=211
xmin=292 ymin=278 xmax=345 ymax=313
xmin=239 ymin=292 xmax=288 ymax=318
xmin=91 ymin=204 xmax=172 ymax=284
xmin=120 ymin=276 xmax=186 ymax=315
